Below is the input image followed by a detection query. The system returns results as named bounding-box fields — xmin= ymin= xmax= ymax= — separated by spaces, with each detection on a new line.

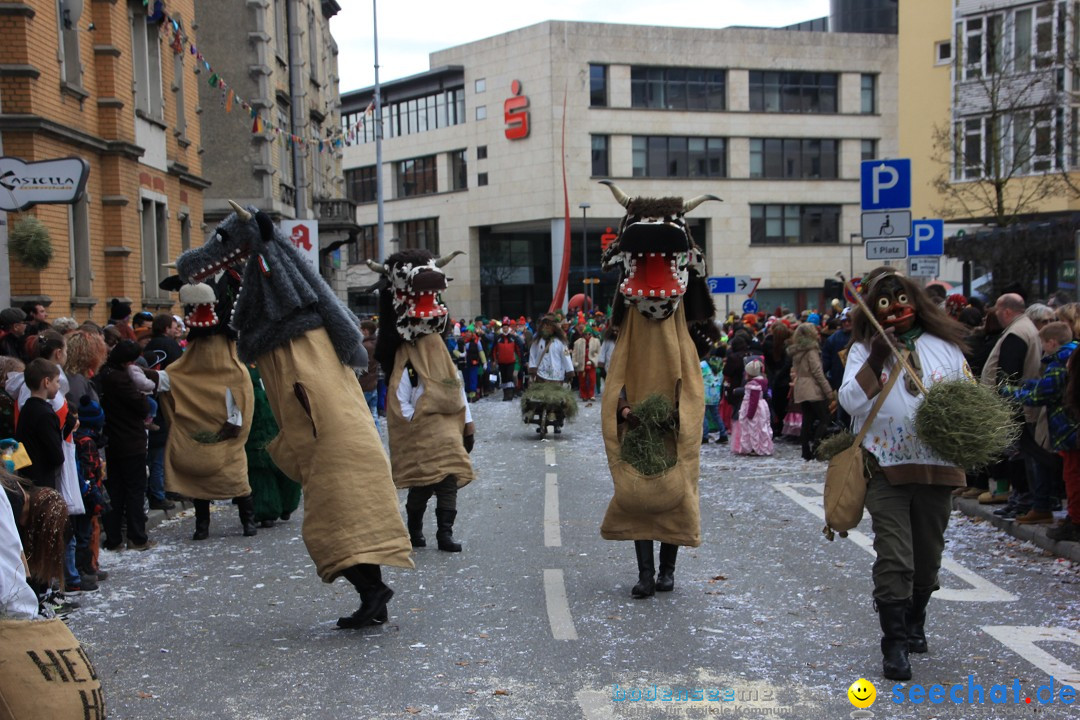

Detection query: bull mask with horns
xmin=599 ymin=180 xmax=720 ymax=321
xmin=367 ymin=249 xmax=465 ymax=343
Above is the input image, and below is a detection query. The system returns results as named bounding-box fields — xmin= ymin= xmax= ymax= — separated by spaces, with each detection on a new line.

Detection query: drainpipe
xmin=286 ymin=0 xmax=308 ymax=218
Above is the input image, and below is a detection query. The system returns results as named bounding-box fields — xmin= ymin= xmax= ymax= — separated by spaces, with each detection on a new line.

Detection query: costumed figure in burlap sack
xmin=597 ymin=180 xmax=720 ymax=598
xmin=158 ymin=273 xmax=257 ymax=540
xmin=366 ymin=250 xmax=476 ymax=553
xmin=523 ymin=314 xmax=576 ymax=436
xmin=175 ymin=202 xmax=412 ymax=630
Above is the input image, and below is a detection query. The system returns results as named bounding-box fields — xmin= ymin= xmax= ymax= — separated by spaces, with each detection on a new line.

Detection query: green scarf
xmin=898 ymin=324 xmax=924 ymax=352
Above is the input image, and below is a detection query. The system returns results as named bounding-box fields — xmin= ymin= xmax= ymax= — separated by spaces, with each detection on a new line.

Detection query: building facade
xmin=195 ymin=0 xmax=354 ymax=297
xmin=0 ymin=0 xmax=207 ymax=321
xmin=340 ymin=21 xmax=898 ymax=320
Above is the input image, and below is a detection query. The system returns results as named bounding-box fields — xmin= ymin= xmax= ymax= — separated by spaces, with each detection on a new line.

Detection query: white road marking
xmin=545 ymin=472 xmax=562 ymax=547
xmin=983 ymin=626 xmax=1080 ymax=686
xmin=575 ymin=689 xmax=617 ymax=720
xmin=546 ymin=446 xmax=557 ymax=466
xmin=544 ymin=568 xmax=578 ymax=640
xmin=773 ymin=482 xmax=1017 ymax=602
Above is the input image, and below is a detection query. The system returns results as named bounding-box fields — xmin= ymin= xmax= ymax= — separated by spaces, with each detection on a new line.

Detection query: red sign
xmin=289 ymin=223 xmax=312 ymax=251
xmin=600 ymin=227 xmax=617 ymax=252
xmin=504 ymin=80 xmax=530 ymax=140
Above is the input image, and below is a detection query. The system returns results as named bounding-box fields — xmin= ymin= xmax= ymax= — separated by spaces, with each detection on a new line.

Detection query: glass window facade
xmin=632 ymin=136 xmax=726 ymax=178
xmin=341 ymin=87 xmax=466 ymax=144
xmin=398 ymin=218 xmax=439 ymax=253
xmin=450 ymin=150 xmax=468 ymax=191
xmin=749 ymin=138 xmax=838 ymax=179
xmin=348 ymin=225 xmax=378 ymax=265
xmin=748 ymin=71 xmax=838 ymax=113
xmin=396 ymin=156 xmax=437 ymax=198
xmin=589 ymin=64 xmax=608 ymax=107
xmin=591 ymin=135 xmax=609 ymax=177
xmin=346 ymin=165 xmax=377 ymax=204
xmin=630 ymin=67 xmax=726 ymax=110
xmin=750 ymin=204 xmax=840 ymax=245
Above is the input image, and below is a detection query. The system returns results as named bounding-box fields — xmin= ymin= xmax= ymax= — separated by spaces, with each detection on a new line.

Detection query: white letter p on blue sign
xmin=861 ymin=159 xmax=911 ymax=210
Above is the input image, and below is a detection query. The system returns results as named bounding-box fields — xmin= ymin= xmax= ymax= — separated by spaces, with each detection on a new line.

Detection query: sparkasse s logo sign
xmin=0 ymin=156 xmax=90 ymax=211
xmin=504 ymin=80 xmax=529 ymax=140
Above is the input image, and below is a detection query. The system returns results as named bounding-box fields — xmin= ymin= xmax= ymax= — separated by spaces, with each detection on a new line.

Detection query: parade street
xmin=71 ymin=397 xmax=1079 ymax=720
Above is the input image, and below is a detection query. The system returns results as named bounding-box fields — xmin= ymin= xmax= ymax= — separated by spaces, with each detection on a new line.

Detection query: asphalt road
xmin=68 ymin=394 xmax=1080 ymax=720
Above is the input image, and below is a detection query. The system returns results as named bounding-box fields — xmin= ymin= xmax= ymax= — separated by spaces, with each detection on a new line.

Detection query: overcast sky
xmin=330 ymin=1 xmax=831 ymax=93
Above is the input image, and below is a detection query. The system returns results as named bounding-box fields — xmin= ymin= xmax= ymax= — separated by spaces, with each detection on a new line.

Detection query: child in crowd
xmin=15 ymin=359 xmax=66 ymax=489
xmin=731 ymin=359 xmax=773 ymax=456
xmin=701 ymin=356 xmax=728 ymax=444
xmin=0 ymin=356 xmax=24 ymax=439
xmin=127 ymin=362 xmax=159 ymax=429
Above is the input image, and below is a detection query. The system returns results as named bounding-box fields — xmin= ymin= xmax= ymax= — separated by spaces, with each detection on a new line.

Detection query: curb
xmin=953 ymin=497 xmax=1080 ymax=564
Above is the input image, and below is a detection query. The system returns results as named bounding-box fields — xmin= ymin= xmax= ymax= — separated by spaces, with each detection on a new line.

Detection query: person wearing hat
xmin=493 ymin=320 xmax=524 ymax=401
xmin=0 ymin=308 xmax=28 ymax=361
xmin=107 ymin=299 xmax=137 ymax=342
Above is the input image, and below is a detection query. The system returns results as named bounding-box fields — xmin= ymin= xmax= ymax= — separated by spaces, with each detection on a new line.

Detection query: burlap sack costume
xmin=162 ymin=333 xmax=253 ymax=500
xmin=256 ymin=328 xmax=413 ymax=581
xmin=386 ymin=333 xmax=474 ymax=490
xmin=0 ymin=618 xmax=105 ymax=719
xmin=600 ymin=303 xmax=703 ymax=547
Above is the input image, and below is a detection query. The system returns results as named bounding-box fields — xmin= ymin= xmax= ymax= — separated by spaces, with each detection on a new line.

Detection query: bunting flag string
xmin=147 ymin=0 xmax=344 ymax=153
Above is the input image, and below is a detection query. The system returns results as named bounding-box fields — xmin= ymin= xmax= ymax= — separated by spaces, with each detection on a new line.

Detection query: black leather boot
xmin=192 ymin=500 xmax=211 ymax=541
xmin=337 ymin=564 xmax=392 ymax=629
xmin=655 ymin=543 xmax=678 ymax=592
xmin=237 ymin=495 xmax=258 ymax=537
xmin=877 ymin=600 xmax=912 ymax=680
xmin=435 ymin=508 xmax=462 ymax=552
xmin=907 ymin=590 xmax=933 ymax=654
xmin=631 ymin=540 xmax=655 ymax=598
xmin=405 ymin=497 xmax=427 ymax=548
xmin=503 ymin=387 xmax=514 ymax=401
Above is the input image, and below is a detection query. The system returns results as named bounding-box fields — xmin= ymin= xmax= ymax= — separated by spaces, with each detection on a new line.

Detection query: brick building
xmin=0 ymin=0 xmax=207 ymax=322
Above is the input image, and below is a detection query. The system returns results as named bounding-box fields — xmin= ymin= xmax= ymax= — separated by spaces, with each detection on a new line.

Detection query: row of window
xmin=590 ymin=66 xmax=877 ymax=115
xmin=958 ymin=2 xmax=1069 ymax=81
xmin=346 ymin=150 xmax=471 ymax=203
xmin=591 ymin=136 xmax=878 ymax=179
xmin=954 ymin=107 xmax=1072 ymax=179
xmin=341 ymin=88 xmax=467 ymax=144
xmin=346 ymin=202 xmax=842 ymax=264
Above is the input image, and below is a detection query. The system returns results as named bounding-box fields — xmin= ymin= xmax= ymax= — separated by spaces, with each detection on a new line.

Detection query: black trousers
xmin=800 ymin=399 xmax=830 ymax=459
xmin=104 ymin=451 xmax=148 ymax=547
xmin=406 ymin=475 xmax=458 ymax=513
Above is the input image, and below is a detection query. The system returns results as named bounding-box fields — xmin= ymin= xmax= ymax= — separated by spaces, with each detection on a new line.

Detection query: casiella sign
xmin=0 ymin=156 xmax=90 ymax=211
xmin=504 ymin=80 xmax=529 ymax=140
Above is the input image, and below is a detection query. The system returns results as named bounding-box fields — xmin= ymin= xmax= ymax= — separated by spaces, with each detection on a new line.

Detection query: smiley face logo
xmin=848 ymin=678 xmax=876 ymax=708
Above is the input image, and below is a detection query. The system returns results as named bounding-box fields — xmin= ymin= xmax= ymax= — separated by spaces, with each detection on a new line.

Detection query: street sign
xmin=861 ymin=210 xmax=912 ymax=240
xmin=865 ymin=238 xmax=908 ymax=260
xmin=706 ymin=275 xmax=758 ymax=295
xmin=909 ymin=219 xmax=944 ymax=256
xmin=742 ymin=298 xmax=759 ymax=314
xmin=908 ymin=256 xmax=939 ymax=277
xmin=279 ymin=219 xmax=319 ymax=273
xmin=861 ymin=159 xmax=911 ymax=210
xmin=844 ymin=277 xmax=863 ymax=304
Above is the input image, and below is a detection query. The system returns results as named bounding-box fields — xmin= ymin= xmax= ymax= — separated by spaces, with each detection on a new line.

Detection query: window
xmin=57 ymin=0 xmax=82 ymax=88
xmin=68 ymin=194 xmax=91 ymax=297
xmin=277 ymin=104 xmax=293 ymax=186
xmin=450 ymin=150 xmax=468 ymax=191
xmin=140 ymin=198 xmax=169 ymax=299
xmin=591 ymin=135 xmax=609 ymax=177
xmin=861 ymin=139 xmax=878 ymax=162
xmin=180 ymin=212 xmax=191 ymax=252
xmin=630 ymin=67 xmax=726 ymax=110
xmin=274 ymin=0 xmax=287 ymax=60
xmin=311 ymin=121 xmax=323 ymax=198
xmin=748 ymin=71 xmax=837 ymax=113
xmin=589 ymin=64 xmax=608 ymax=107
xmin=631 ymin=136 xmax=726 ymax=178
xmin=173 ymin=52 xmax=187 ymax=140
xmin=750 ymin=204 xmax=840 ymax=245
xmin=935 ymin=40 xmax=952 ymax=65
xmin=396 ymin=156 xmax=437 ymax=197
xmin=349 ymin=225 xmax=378 ymax=265
xmin=308 ymin=8 xmax=319 ymax=82
xmin=477 ymin=145 xmax=487 ymax=160
xmin=475 ymin=78 xmax=486 ymax=93
xmin=346 ymin=165 xmax=378 ymax=203
xmin=860 ymin=74 xmax=876 ymax=114
xmin=475 ymin=105 xmax=487 ymax=121
xmin=478 ymin=172 xmax=489 ymax=186
xmin=398 ymin=218 xmax=439 ymax=253
xmin=341 ymin=87 xmax=465 ymax=145
xmin=749 ymin=138 xmax=838 ymax=179
xmin=1015 ymin=8 xmax=1032 ymax=70
xmin=131 ymin=0 xmax=164 ymax=120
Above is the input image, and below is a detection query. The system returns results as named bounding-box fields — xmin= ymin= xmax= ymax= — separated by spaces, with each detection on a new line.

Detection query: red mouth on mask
xmin=620 ymin=253 xmax=685 ymax=300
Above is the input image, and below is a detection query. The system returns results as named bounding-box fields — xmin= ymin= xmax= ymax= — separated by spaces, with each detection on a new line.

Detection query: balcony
xmin=314 ymin=197 xmax=359 ymax=233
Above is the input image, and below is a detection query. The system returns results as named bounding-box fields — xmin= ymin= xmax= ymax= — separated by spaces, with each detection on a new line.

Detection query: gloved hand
xmin=463 ymin=422 xmax=475 ymax=453
xmin=619 ymin=406 xmax=641 ymax=429
xmin=868 ymin=328 xmax=897 ymax=375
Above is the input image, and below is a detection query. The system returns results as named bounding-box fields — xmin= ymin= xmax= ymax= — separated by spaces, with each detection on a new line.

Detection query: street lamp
xmin=579 ymin=202 xmax=591 ymax=310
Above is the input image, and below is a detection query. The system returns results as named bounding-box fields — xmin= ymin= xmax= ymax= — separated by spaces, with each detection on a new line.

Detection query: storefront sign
xmin=279 ymin=219 xmax=319 ymax=273
xmin=0 ymin=156 xmax=90 ymax=211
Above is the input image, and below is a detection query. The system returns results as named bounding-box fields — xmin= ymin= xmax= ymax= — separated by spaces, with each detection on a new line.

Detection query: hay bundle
xmin=520 ymin=383 xmax=578 ymax=422
xmin=816 ymin=431 xmax=856 ymax=462
xmin=915 ymin=379 xmax=1020 ymax=469
xmin=620 ymin=394 xmax=677 ymax=476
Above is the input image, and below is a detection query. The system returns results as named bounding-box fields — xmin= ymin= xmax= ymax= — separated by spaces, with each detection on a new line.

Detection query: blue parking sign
xmin=861 ymin=159 xmax=911 ymax=210
xmin=908 ymin=219 xmax=944 ymax=256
